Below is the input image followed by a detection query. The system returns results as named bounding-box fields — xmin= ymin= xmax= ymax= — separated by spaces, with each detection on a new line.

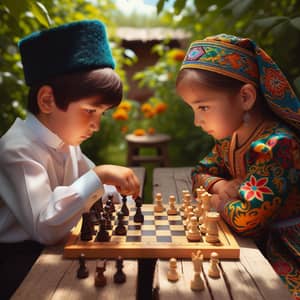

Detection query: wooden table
xmin=11 ymin=167 xmax=146 ymax=300
xmin=152 ymin=167 xmax=293 ymax=300
xmin=125 ymin=133 xmax=171 ymax=166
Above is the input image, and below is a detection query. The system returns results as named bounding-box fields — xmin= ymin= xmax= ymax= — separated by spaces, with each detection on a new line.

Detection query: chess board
xmin=64 ymin=204 xmax=240 ymax=259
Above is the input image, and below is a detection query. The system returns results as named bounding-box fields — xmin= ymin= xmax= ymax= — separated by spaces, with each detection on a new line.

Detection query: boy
xmin=0 ymin=20 xmax=140 ymax=299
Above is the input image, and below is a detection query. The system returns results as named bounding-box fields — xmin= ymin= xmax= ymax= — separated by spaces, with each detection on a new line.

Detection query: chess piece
xmin=205 ymin=212 xmax=220 ymax=243
xmin=208 ymin=252 xmax=220 ymax=278
xmin=180 ymin=190 xmax=190 ymax=211
xmin=115 ymin=211 xmax=127 ymax=235
xmin=134 ymin=196 xmax=144 ymax=223
xmin=106 ymin=194 xmax=115 ymax=213
xmin=80 ymin=212 xmax=94 ymax=241
xmin=103 ymin=205 xmax=112 ymax=230
xmin=95 ymin=216 xmax=110 ymax=242
xmin=121 ymin=194 xmax=129 ymax=216
xmin=154 ymin=193 xmax=164 ymax=212
xmin=95 ymin=259 xmax=107 ymax=287
xmin=194 ymin=189 xmax=204 ymax=220
xmin=200 ymin=192 xmax=212 ymax=234
xmin=77 ymin=253 xmax=89 ymax=279
xmin=191 ymin=250 xmax=204 ymax=291
xmin=113 ymin=256 xmax=126 ymax=283
xmin=167 ymin=195 xmax=178 ymax=215
xmin=167 ymin=258 xmax=179 ymax=282
xmin=187 ymin=216 xmax=201 ymax=242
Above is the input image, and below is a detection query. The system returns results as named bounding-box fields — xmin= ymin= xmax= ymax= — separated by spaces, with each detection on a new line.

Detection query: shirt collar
xmin=24 ymin=113 xmax=67 ymax=151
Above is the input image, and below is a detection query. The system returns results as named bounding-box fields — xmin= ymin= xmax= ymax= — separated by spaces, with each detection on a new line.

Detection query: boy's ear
xmin=239 ymin=83 xmax=257 ymax=111
xmin=37 ymin=85 xmax=56 ymax=113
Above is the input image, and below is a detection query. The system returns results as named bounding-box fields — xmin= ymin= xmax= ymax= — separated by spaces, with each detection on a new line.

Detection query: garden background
xmin=1 ymin=0 xmax=300 ymax=201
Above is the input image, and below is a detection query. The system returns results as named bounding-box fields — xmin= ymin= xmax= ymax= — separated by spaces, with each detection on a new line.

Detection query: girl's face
xmin=45 ymin=96 xmax=111 ymax=145
xmin=176 ymin=75 xmax=245 ymax=140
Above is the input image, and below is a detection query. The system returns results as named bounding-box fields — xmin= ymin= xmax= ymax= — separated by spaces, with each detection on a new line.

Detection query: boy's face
xmin=176 ymin=75 xmax=244 ymax=140
xmin=42 ymin=96 xmax=111 ymax=145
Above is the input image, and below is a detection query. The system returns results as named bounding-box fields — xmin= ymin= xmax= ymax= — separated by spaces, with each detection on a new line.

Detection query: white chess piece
xmin=167 ymin=195 xmax=178 ymax=215
xmin=180 ymin=190 xmax=190 ymax=211
xmin=205 ymin=212 xmax=220 ymax=243
xmin=191 ymin=250 xmax=204 ymax=291
xmin=167 ymin=258 xmax=179 ymax=282
xmin=187 ymin=216 xmax=201 ymax=242
xmin=208 ymin=252 xmax=220 ymax=278
xmin=154 ymin=192 xmax=164 ymax=212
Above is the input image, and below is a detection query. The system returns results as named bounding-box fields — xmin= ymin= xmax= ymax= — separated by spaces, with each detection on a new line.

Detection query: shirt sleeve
xmin=0 ymin=148 xmax=103 ymax=245
xmin=192 ymin=140 xmax=231 ymax=192
xmin=221 ymin=136 xmax=299 ymax=237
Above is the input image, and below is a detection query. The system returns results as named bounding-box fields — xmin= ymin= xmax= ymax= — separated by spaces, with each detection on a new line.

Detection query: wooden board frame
xmin=64 ymin=204 xmax=240 ymax=259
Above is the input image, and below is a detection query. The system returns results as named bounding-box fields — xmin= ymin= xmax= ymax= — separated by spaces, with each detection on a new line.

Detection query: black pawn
xmin=77 ymin=253 xmax=89 ymax=279
xmin=95 ymin=217 xmax=110 ymax=242
xmin=107 ymin=194 xmax=115 ymax=213
xmin=134 ymin=196 xmax=144 ymax=223
xmin=115 ymin=211 xmax=127 ymax=235
xmin=121 ymin=194 xmax=129 ymax=216
xmin=80 ymin=212 xmax=94 ymax=241
xmin=113 ymin=256 xmax=126 ymax=284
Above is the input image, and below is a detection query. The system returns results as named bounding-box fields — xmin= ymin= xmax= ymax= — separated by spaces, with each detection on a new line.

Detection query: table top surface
xmin=11 ymin=167 xmax=293 ymax=300
xmin=125 ymin=133 xmax=171 ymax=144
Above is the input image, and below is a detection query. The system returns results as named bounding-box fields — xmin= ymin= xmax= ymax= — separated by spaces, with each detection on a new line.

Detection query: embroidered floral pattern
xmin=241 ymin=175 xmax=273 ymax=201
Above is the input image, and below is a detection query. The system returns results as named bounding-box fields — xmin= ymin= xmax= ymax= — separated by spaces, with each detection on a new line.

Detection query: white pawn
xmin=167 ymin=195 xmax=178 ymax=215
xmin=187 ymin=216 xmax=201 ymax=242
xmin=191 ymin=250 xmax=204 ymax=291
xmin=154 ymin=192 xmax=164 ymax=212
xmin=167 ymin=258 xmax=179 ymax=282
xmin=208 ymin=252 xmax=220 ymax=278
xmin=180 ymin=190 xmax=190 ymax=211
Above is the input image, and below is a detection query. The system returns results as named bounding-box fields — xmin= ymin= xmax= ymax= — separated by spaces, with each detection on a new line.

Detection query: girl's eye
xmin=198 ymin=106 xmax=209 ymax=112
xmin=85 ymin=109 xmax=96 ymax=114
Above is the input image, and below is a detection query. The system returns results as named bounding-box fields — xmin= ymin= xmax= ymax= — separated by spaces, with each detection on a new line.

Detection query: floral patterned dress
xmin=192 ymin=120 xmax=300 ymax=299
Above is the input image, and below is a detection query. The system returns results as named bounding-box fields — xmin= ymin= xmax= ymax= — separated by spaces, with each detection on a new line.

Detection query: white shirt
xmin=0 ymin=113 xmax=105 ymax=245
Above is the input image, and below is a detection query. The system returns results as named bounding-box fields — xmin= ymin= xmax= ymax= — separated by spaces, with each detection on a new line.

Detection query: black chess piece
xmin=77 ymin=253 xmax=89 ymax=279
xmin=90 ymin=197 xmax=103 ymax=218
xmin=103 ymin=205 xmax=112 ymax=230
xmin=95 ymin=217 xmax=110 ymax=242
xmin=113 ymin=256 xmax=126 ymax=284
xmin=134 ymin=196 xmax=144 ymax=223
xmin=80 ymin=212 xmax=94 ymax=241
xmin=115 ymin=211 xmax=127 ymax=235
xmin=120 ymin=194 xmax=129 ymax=216
xmin=95 ymin=259 xmax=107 ymax=287
xmin=107 ymin=194 xmax=116 ymax=213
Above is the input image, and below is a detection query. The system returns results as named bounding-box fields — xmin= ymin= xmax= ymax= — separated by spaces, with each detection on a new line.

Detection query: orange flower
xmin=148 ymin=127 xmax=156 ymax=135
xmin=112 ymin=108 xmax=128 ymax=121
xmin=118 ymin=100 xmax=132 ymax=112
xmin=141 ymin=103 xmax=153 ymax=113
xmin=168 ymin=49 xmax=186 ymax=62
xmin=121 ymin=125 xmax=128 ymax=134
xmin=133 ymin=128 xmax=146 ymax=136
xmin=155 ymin=102 xmax=167 ymax=114
xmin=143 ymin=109 xmax=155 ymax=118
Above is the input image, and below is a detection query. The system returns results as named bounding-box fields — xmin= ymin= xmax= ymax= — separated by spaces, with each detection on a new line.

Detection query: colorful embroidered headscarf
xmin=181 ymin=34 xmax=300 ymax=131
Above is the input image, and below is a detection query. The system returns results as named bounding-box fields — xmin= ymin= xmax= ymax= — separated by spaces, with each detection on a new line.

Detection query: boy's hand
xmin=210 ymin=178 xmax=242 ymax=202
xmin=93 ymin=165 xmax=140 ymax=198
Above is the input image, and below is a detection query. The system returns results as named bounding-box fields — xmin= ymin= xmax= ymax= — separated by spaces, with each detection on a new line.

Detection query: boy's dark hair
xmin=28 ymin=68 xmax=122 ymax=114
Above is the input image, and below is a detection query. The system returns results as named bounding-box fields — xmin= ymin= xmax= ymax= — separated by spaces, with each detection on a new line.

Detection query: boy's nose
xmin=90 ymin=120 xmax=100 ymax=132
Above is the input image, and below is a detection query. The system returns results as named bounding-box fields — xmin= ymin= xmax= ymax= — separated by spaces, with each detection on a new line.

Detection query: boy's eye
xmin=198 ymin=106 xmax=209 ymax=112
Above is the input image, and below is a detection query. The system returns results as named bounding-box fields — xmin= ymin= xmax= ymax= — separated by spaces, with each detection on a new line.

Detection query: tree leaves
xmin=1 ymin=0 xmax=52 ymax=28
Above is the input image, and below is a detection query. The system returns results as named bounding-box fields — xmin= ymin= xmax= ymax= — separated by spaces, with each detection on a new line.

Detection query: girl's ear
xmin=37 ymin=85 xmax=56 ymax=113
xmin=239 ymin=83 xmax=257 ymax=111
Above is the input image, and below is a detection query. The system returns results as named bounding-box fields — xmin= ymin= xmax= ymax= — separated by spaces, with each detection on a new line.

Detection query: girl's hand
xmin=210 ymin=178 xmax=242 ymax=202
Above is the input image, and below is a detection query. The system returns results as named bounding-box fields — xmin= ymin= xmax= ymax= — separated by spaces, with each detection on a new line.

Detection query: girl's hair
xmin=28 ymin=68 xmax=123 ymax=114
xmin=176 ymin=68 xmax=245 ymax=93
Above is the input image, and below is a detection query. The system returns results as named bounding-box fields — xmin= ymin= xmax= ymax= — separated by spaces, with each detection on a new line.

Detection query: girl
xmin=176 ymin=34 xmax=300 ymax=299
